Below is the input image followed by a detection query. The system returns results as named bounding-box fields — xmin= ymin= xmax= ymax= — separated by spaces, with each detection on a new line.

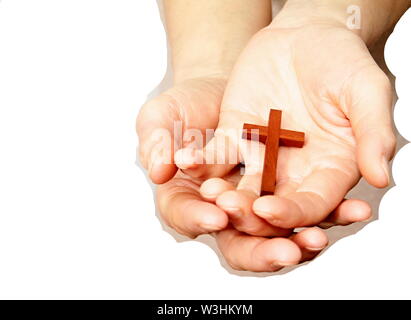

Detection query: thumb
xmin=175 ymin=110 xmax=257 ymax=180
xmin=137 ymin=78 xmax=225 ymax=184
xmin=174 ymin=128 xmax=241 ymax=179
xmin=136 ymin=94 xmax=180 ymax=184
xmin=347 ymin=67 xmax=396 ymax=188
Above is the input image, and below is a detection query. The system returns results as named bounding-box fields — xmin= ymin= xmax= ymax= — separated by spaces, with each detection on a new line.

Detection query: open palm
xmin=177 ymin=24 xmax=395 ymax=230
xmin=137 ymin=74 xmax=371 ymax=272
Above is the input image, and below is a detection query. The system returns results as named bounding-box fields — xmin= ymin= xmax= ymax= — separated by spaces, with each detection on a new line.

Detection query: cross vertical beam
xmin=261 ymin=109 xmax=281 ymax=196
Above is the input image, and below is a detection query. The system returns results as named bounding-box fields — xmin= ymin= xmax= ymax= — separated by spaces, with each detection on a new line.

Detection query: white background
xmin=0 ymin=0 xmax=410 ymax=299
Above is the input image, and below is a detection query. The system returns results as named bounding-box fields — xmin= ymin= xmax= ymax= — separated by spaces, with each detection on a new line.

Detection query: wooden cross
xmin=242 ymin=109 xmax=305 ymax=196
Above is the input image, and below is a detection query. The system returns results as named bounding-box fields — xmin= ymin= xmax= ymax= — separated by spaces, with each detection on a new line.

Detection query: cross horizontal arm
xmin=242 ymin=123 xmax=305 ymax=148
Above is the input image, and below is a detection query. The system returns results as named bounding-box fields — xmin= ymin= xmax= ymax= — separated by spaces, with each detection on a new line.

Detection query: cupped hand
xmin=157 ymin=165 xmax=373 ymax=272
xmin=157 ymin=166 xmax=321 ymax=272
xmin=137 ymin=70 xmax=372 ymax=272
xmin=175 ymin=22 xmax=392 ymax=231
xmin=137 ymin=76 xmax=226 ymax=184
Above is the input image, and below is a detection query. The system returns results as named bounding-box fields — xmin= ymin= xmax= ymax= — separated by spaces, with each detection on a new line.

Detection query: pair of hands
xmin=137 ymin=16 xmax=396 ymax=272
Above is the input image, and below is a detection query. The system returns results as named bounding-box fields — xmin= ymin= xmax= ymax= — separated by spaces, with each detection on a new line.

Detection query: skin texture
xmin=177 ymin=22 xmax=395 ymax=233
xmin=138 ymin=0 xmax=273 ymax=184
xmin=138 ymin=74 xmax=370 ymax=271
xmin=163 ymin=0 xmax=273 ymax=84
xmin=276 ymin=0 xmax=411 ymax=46
xmin=137 ymin=0 xmax=409 ymax=272
xmin=177 ymin=1 xmax=410 ymax=234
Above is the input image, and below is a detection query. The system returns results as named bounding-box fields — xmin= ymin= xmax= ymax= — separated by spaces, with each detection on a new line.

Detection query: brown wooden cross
xmin=242 ymin=109 xmax=305 ymax=196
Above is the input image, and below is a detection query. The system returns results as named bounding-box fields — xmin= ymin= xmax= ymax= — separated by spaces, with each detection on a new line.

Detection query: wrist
xmin=172 ymin=53 xmax=233 ymax=84
xmin=164 ymin=0 xmax=273 ymax=84
xmin=270 ymin=1 xmax=348 ymax=29
xmin=171 ymin=34 xmax=251 ymax=83
xmin=270 ymin=0 xmax=409 ymax=46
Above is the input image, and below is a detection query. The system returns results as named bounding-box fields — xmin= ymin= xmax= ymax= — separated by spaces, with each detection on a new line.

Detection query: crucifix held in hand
xmin=242 ymin=109 xmax=305 ymax=196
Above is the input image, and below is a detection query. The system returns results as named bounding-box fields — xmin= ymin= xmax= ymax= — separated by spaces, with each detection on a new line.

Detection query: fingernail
xmin=305 ymin=246 xmax=325 ymax=252
xmin=178 ymin=161 xmax=199 ymax=170
xmin=224 ymin=208 xmax=243 ymax=219
xmin=177 ymin=163 xmax=190 ymax=170
xmin=253 ymin=209 xmax=274 ymax=221
xmin=175 ymin=149 xmax=191 ymax=169
xmin=201 ymin=193 xmax=218 ymax=201
xmin=200 ymin=223 xmax=221 ymax=232
xmin=272 ymin=261 xmax=294 ymax=268
xmin=381 ymin=157 xmax=390 ymax=185
xmin=318 ymin=222 xmax=334 ymax=229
